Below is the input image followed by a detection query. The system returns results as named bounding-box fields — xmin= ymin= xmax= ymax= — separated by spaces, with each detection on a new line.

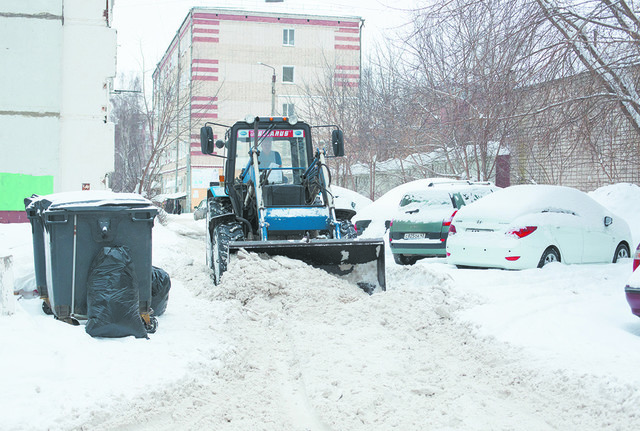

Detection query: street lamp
xmin=257 ymin=62 xmax=276 ymax=116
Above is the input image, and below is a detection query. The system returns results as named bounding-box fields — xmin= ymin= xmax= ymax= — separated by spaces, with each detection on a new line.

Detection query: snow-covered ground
xmin=2 ymin=184 xmax=640 ymax=430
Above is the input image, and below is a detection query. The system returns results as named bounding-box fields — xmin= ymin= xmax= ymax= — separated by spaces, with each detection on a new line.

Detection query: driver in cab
xmin=259 ymin=138 xmax=281 ymax=168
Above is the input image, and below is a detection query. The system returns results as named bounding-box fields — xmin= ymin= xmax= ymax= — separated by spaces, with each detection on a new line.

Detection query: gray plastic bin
xmin=24 ymin=196 xmax=49 ymax=302
xmin=36 ymin=192 xmax=157 ymax=321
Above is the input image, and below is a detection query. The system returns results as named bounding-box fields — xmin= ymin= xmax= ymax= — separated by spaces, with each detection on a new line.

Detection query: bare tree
xmin=134 ymin=61 xmax=221 ymax=198
xmin=401 ymin=0 xmax=547 ymax=182
xmin=110 ymin=74 xmax=146 ymax=193
xmin=536 ymin=0 xmax=640 ymax=133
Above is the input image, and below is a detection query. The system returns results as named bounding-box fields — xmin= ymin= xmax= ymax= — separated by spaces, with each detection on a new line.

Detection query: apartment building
xmin=0 ymin=1 xmax=116 ymax=222
xmin=153 ymin=7 xmax=362 ymax=211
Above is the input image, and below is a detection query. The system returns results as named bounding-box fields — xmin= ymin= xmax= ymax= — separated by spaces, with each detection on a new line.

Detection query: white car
xmin=446 ymin=184 xmax=632 ymax=269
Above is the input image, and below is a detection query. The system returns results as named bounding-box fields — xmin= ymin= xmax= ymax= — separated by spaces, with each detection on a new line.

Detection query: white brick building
xmin=153 ymin=7 xmax=362 ymax=211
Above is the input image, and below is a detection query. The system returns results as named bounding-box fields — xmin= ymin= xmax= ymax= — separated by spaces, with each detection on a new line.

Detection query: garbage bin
xmin=34 ymin=191 xmax=157 ymax=323
xmin=24 ymin=195 xmax=49 ymax=304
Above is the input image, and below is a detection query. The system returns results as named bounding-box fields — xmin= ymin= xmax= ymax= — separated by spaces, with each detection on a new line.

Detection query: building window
xmin=283 ymin=29 xmax=295 ymax=46
xmin=282 ymin=103 xmax=295 ymax=117
xmin=282 ymin=66 xmax=294 ymax=83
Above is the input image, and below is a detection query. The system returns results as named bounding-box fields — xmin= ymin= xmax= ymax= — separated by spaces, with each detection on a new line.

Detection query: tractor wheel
xmin=537 ymin=247 xmax=560 ymax=268
xmin=338 ymin=219 xmax=357 ymax=239
xmin=394 ymin=254 xmax=418 ymax=265
xmin=208 ymin=197 xmax=233 ymax=217
xmin=206 ymin=198 xmax=235 ymax=271
xmin=211 ymin=221 xmax=244 ymax=285
xmin=613 ymin=243 xmax=630 ymax=263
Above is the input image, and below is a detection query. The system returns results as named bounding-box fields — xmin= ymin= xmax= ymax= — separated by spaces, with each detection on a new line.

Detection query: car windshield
xmin=235 ymin=128 xmax=309 ymax=183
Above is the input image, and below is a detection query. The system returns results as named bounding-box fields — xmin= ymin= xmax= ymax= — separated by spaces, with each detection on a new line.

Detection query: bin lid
xmin=36 ymin=191 xmax=154 ymax=211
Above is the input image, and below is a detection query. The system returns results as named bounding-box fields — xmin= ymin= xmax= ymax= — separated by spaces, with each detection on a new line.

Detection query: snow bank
xmin=590 ymin=183 xmax=640 ymax=246
xmin=3 ymin=185 xmax=640 ymax=430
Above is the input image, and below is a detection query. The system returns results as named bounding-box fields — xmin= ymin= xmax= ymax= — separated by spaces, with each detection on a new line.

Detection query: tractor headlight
xmin=287 ymin=115 xmax=298 ymax=125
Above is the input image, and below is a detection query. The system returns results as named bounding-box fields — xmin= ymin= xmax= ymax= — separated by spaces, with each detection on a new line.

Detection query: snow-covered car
xmin=352 ymin=178 xmax=467 ymax=238
xmin=193 ymin=199 xmax=207 ymax=220
xmin=625 ymin=243 xmax=640 ymax=318
xmin=331 ymin=185 xmax=372 ymax=214
xmin=446 ymin=184 xmax=632 ymax=269
xmin=389 ymin=182 xmax=496 ymax=265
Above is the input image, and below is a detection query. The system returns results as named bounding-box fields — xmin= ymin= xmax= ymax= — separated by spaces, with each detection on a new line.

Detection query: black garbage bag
xmin=151 ymin=266 xmax=171 ymax=316
xmin=85 ymin=247 xmax=147 ymax=339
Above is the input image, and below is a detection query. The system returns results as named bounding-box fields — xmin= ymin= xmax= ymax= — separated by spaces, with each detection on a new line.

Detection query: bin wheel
xmin=55 ymin=315 xmax=80 ymax=326
xmin=145 ymin=316 xmax=158 ymax=334
xmin=42 ymin=301 xmax=53 ymax=315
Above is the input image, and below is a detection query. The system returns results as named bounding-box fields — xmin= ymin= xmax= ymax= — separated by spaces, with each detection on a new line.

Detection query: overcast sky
xmin=112 ymin=0 xmax=419 ymax=76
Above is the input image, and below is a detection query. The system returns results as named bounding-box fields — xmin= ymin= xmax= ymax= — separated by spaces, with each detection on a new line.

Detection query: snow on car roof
xmin=354 ymin=178 xmax=493 ymax=222
xmin=456 ymin=184 xmax=604 ymax=221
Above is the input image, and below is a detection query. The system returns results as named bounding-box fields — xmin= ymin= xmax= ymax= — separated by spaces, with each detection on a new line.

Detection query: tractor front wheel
xmin=211 ymin=221 xmax=244 ymax=285
xmin=338 ymin=219 xmax=357 ymax=239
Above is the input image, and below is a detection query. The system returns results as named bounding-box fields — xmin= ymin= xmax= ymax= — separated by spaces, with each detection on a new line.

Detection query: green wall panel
xmin=0 ymin=173 xmax=54 ymax=211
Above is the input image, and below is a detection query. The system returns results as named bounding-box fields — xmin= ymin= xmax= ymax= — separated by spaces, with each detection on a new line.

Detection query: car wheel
xmin=393 ymin=254 xmax=418 ymax=265
xmin=613 ymin=243 xmax=630 ymax=263
xmin=537 ymin=247 xmax=560 ymax=268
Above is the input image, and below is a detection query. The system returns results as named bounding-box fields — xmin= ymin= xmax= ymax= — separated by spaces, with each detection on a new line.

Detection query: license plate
xmin=404 ymin=233 xmax=426 ymax=239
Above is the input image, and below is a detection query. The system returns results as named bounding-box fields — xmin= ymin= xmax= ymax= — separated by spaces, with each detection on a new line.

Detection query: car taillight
xmin=443 ymin=210 xmax=458 ymax=227
xmin=633 ymin=245 xmax=640 ymax=271
xmin=449 ymin=224 xmax=456 ymax=235
xmin=507 ymin=226 xmax=537 ymax=239
xmin=390 ymin=219 xmax=394 ymax=228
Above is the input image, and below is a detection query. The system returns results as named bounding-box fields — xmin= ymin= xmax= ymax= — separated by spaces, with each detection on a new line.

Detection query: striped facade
xmin=153 ymin=7 xmax=361 ymax=211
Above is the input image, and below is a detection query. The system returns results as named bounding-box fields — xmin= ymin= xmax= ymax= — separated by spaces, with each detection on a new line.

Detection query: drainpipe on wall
xmin=175 ymin=31 xmax=180 ymax=194
xmin=187 ymin=13 xmax=193 ymax=212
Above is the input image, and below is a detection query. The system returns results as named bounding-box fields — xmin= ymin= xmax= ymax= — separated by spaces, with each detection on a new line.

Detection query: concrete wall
xmin=0 ymin=0 xmax=116 ymax=220
xmin=59 ymin=0 xmax=116 ymax=192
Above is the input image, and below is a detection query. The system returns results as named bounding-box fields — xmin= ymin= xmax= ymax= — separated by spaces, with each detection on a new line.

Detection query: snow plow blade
xmin=229 ymin=238 xmax=386 ymax=291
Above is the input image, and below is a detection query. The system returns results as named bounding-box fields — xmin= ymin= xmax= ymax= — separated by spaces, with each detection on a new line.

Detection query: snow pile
xmin=200 ymin=250 xmax=364 ymax=305
xmin=590 ymin=182 xmax=640 ymax=246
xmin=3 ymin=184 xmax=640 ymax=429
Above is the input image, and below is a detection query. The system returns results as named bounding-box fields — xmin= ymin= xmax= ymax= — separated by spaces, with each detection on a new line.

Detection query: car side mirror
xmin=332 ymin=129 xmax=344 ymax=157
xmin=215 ymin=139 xmax=226 ymax=149
xmin=604 ymin=216 xmax=613 ymax=227
xmin=200 ymin=126 xmax=214 ymax=154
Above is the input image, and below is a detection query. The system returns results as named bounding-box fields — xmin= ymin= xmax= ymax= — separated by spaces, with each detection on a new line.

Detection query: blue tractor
xmin=200 ymin=116 xmax=385 ymax=291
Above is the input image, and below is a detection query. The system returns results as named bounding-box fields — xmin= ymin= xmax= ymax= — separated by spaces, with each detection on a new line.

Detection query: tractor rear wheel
xmin=211 ymin=221 xmax=244 ymax=285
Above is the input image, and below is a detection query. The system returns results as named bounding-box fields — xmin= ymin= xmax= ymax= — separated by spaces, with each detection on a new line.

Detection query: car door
xmin=581 ymin=207 xmax=616 ymax=263
xmin=545 ymin=211 xmax=584 ymax=264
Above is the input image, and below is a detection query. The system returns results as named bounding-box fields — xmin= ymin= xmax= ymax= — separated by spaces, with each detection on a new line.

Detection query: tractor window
xmin=235 ymin=129 xmax=309 ymax=184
